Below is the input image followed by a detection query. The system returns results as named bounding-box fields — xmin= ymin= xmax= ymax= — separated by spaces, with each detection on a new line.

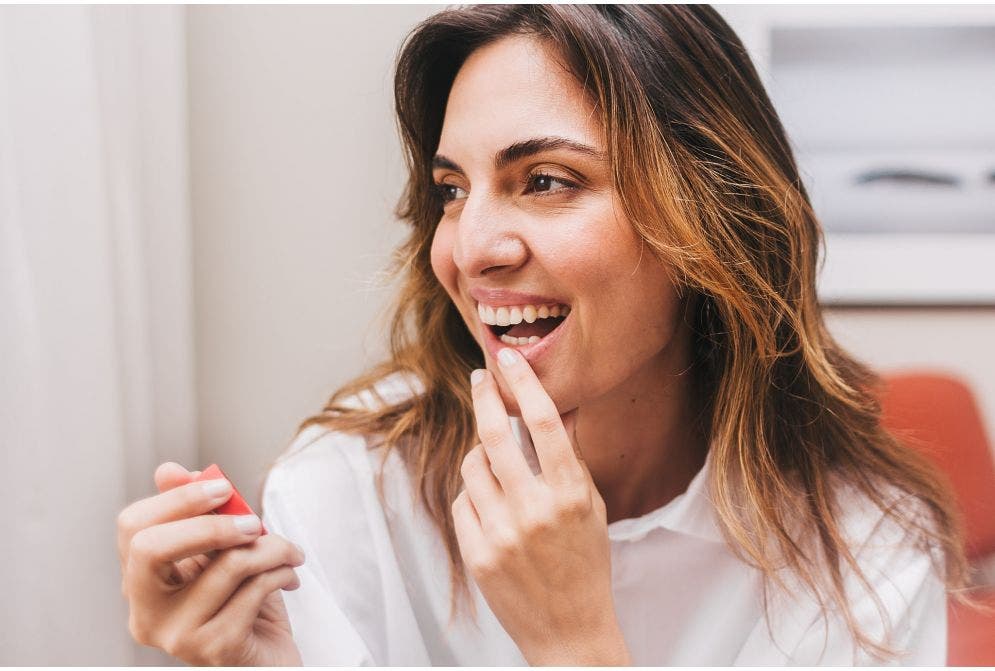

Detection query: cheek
xmin=429 ymin=223 xmax=457 ymax=294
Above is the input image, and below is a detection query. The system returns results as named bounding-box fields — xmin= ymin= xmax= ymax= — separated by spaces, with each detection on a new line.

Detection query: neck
xmin=573 ymin=336 xmax=708 ymax=526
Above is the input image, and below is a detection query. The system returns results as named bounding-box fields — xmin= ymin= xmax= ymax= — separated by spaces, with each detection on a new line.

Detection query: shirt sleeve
xmin=735 ymin=491 xmax=948 ymax=666
xmin=260 ymin=427 xmax=379 ymax=666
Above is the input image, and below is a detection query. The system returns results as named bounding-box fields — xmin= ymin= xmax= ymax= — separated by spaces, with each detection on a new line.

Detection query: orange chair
xmin=880 ymin=372 xmax=995 ymax=666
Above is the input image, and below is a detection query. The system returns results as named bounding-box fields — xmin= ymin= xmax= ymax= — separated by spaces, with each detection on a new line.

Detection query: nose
xmin=451 ymin=191 xmax=528 ymax=278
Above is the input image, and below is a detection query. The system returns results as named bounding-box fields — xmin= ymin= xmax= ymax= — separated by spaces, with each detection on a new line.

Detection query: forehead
xmin=438 ymin=35 xmax=603 ymax=157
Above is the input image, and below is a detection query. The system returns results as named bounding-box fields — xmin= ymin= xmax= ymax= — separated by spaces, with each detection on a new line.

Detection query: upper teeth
xmin=477 ymin=303 xmax=570 ymax=326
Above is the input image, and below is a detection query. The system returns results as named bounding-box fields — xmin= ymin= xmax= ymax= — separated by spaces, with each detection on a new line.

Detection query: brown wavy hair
xmin=273 ymin=5 xmax=968 ymax=661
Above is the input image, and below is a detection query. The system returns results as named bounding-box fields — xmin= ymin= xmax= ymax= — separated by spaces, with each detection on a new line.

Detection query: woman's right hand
xmin=117 ymin=462 xmax=306 ymax=666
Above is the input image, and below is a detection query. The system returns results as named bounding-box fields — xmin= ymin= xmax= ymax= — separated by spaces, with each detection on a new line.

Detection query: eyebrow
xmin=431 ymin=136 xmax=604 ymax=174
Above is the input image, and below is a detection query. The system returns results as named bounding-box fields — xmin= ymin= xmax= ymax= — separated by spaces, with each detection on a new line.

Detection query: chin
xmin=492 ymin=379 xmax=524 ymax=417
xmin=493 ymin=372 xmax=576 ymax=419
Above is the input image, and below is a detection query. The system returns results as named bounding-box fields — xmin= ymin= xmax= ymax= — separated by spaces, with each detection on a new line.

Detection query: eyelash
xmin=432 ymin=171 xmax=578 ymax=205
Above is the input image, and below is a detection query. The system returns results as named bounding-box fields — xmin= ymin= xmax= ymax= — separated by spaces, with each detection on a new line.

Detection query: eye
xmin=434 ymin=182 xmax=467 ymax=204
xmin=431 ymin=171 xmax=580 ymax=206
xmin=525 ymin=171 xmax=578 ymax=197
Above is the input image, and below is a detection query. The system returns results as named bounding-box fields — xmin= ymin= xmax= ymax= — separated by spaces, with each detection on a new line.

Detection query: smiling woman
xmin=117 ymin=5 xmax=970 ymax=667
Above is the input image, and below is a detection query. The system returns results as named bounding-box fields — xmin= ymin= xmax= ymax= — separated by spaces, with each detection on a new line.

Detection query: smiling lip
xmin=468 ymin=286 xmax=569 ymax=308
xmin=464 ymin=286 xmax=572 ymax=367
xmin=477 ymin=301 xmax=571 ymax=367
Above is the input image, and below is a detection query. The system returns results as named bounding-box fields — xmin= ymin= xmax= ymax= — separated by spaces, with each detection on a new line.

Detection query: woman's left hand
xmin=452 ymin=347 xmax=631 ymax=666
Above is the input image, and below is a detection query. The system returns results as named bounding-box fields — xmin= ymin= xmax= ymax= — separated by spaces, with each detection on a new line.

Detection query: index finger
xmin=117 ymin=478 xmax=235 ymax=566
xmin=495 ymin=347 xmax=585 ymax=486
xmin=126 ymin=513 xmax=265 ymax=592
xmin=470 ymin=367 xmax=538 ymax=495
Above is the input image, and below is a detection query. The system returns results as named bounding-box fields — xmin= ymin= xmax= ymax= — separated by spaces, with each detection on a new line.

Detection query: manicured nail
xmin=498 ymin=348 xmax=518 ymax=368
xmin=234 ymin=515 xmax=261 ymax=534
xmin=202 ymin=479 xmax=231 ymax=498
xmin=470 ymin=369 xmax=485 ymax=386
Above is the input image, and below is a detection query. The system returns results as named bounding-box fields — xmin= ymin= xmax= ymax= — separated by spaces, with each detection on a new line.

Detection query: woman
xmin=117 ymin=5 xmax=968 ymax=666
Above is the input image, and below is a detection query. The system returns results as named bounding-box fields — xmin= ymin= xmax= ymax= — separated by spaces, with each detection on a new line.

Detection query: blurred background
xmin=1 ymin=4 xmax=992 ymax=665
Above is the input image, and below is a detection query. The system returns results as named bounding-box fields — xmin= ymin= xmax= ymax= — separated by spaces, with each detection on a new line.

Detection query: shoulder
xmin=258 ymin=372 xmax=427 ymax=668
xmin=830 ymin=474 xmax=947 ymax=630
xmin=777 ymin=474 xmax=946 ymax=664
xmin=333 ymin=369 xmax=427 ymax=413
xmin=266 ymin=370 xmax=426 ymax=481
xmin=829 ymin=473 xmax=942 ymax=566
xmin=261 ymin=370 xmax=426 ymax=528
xmin=259 ymin=424 xmax=376 ymax=555
xmin=263 ymin=424 xmax=367 ymax=506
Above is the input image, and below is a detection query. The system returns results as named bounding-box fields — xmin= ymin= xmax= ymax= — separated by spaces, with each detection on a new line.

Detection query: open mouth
xmin=477 ymin=302 xmax=570 ymax=346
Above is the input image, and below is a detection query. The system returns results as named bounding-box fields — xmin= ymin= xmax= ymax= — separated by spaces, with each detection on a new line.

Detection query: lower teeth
xmin=499 ymin=334 xmax=541 ymax=346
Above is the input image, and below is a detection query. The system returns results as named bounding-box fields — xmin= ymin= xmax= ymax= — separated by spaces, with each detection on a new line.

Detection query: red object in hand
xmin=192 ymin=464 xmax=268 ymax=535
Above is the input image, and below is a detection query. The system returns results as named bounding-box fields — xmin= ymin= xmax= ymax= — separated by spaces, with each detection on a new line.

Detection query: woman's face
xmin=430 ymin=34 xmax=689 ymax=416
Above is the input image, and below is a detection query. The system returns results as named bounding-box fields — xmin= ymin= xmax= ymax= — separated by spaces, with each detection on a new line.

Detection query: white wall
xmin=0 ymin=6 xmax=195 ymax=665
xmin=187 ymin=5 xmax=443 ymax=507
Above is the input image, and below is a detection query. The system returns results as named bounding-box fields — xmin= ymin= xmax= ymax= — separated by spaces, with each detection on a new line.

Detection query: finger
xmin=495 ymin=347 xmax=585 ymax=486
xmin=199 ymin=564 xmax=301 ymax=651
xmin=126 ymin=513 xmax=264 ymax=591
xmin=155 ymin=462 xmax=196 ymax=493
xmin=451 ymin=489 xmax=487 ymax=572
xmin=155 ymin=466 xmax=228 ymax=587
xmin=469 ymin=367 xmax=535 ymax=496
xmin=180 ymin=534 xmax=305 ymax=626
xmin=147 ymin=465 xmax=217 ymax=581
xmin=118 ymin=478 xmax=235 ymax=566
xmin=459 ymin=444 xmax=509 ymax=535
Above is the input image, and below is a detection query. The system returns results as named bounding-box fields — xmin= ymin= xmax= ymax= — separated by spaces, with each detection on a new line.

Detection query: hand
xmin=452 ymin=347 xmax=631 ymax=666
xmin=117 ymin=462 xmax=305 ymax=666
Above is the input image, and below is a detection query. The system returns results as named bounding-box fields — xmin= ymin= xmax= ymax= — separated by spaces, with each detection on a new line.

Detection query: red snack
xmin=193 ymin=464 xmax=268 ymax=535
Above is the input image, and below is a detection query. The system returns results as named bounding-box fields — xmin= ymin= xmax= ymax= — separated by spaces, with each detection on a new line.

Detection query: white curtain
xmin=0 ymin=6 xmax=194 ymax=665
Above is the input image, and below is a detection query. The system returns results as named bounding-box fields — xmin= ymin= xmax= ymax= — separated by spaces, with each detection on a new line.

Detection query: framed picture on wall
xmin=720 ymin=6 xmax=995 ymax=306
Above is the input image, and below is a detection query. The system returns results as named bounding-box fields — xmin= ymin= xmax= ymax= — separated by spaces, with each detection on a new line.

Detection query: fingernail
xmin=202 ymin=479 xmax=231 ymax=498
xmin=498 ymin=348 xmax=518 ymax=368
xmin=234 ymin=514 xmax=261 ymax=534
xmin=470 ymin=369 xmax=485 ymax=386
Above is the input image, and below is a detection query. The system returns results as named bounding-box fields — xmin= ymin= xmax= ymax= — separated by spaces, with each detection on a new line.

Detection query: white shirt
xmin=261 ymin=372 xmax=947 ymax=666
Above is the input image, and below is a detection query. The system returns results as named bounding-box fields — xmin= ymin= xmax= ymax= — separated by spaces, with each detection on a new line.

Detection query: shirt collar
xmin=509 ymin=415 xmax=724 ymax=545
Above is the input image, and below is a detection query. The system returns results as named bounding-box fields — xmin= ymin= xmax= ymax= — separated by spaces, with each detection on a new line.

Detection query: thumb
xmin=154 ymin=461 xmax=200 ymax=493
